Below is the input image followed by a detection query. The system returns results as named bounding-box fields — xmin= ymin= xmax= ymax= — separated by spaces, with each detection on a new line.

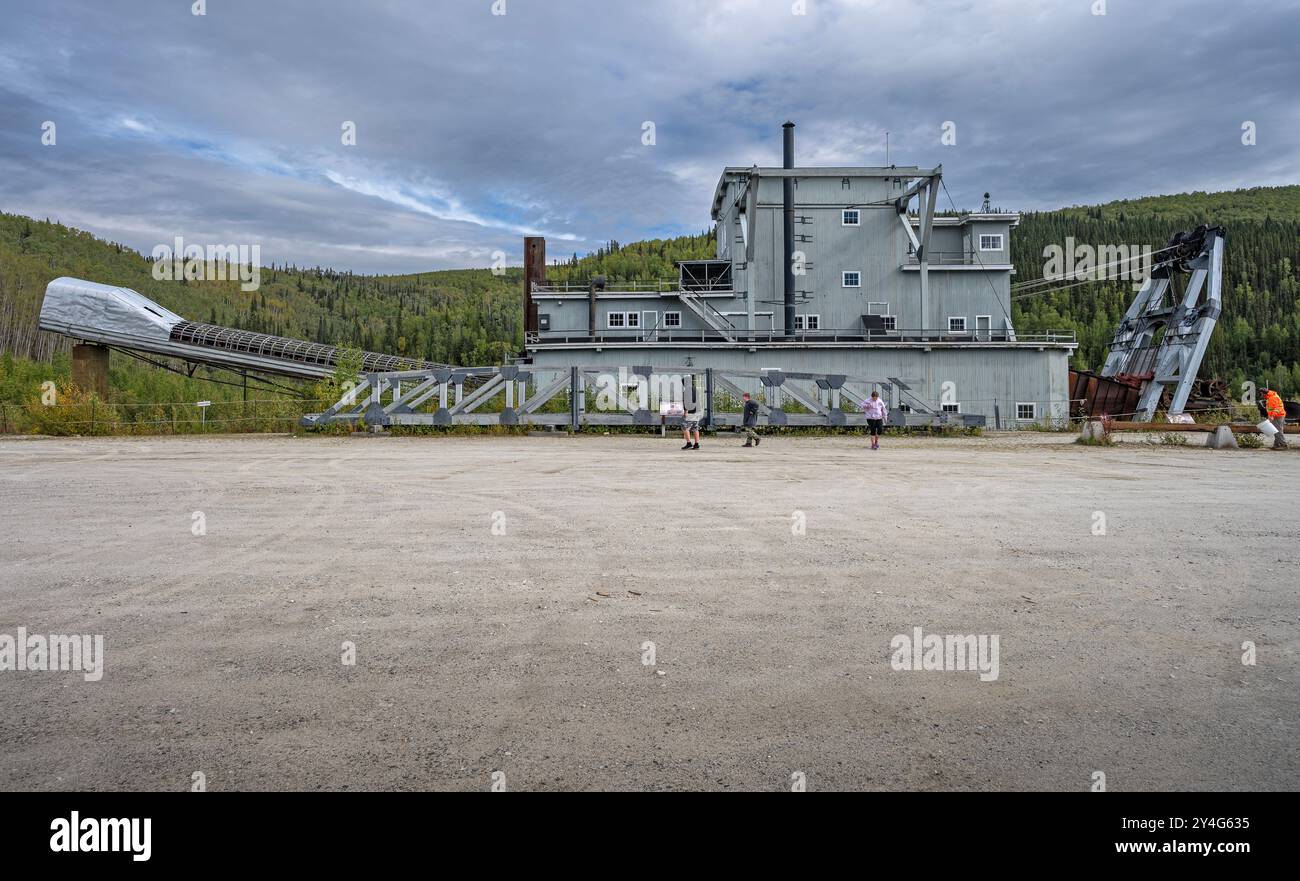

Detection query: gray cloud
xmin=1 ymin=0 xmax=1297 ymax=273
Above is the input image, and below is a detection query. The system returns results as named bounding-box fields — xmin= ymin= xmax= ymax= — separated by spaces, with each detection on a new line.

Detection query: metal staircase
xmin=676 ymin=290 xmax=737 ymax=342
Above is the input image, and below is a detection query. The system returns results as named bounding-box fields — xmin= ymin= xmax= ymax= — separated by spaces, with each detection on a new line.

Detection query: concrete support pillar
xmin=71 ymin=344 xmax=110 ymax=398
xmin=1205 ymin=425 xmax=1239 ymax=449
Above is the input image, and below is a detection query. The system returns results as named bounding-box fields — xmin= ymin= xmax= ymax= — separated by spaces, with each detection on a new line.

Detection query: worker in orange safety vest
xmin=1262 ymin=387 xmax=1288 ymax=449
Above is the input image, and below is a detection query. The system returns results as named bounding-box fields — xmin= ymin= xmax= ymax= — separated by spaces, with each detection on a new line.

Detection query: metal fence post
xmin=570 ymin=366 xmax=579 ymax=432
xmin=705 ymin=368 xmax=714 ymax=430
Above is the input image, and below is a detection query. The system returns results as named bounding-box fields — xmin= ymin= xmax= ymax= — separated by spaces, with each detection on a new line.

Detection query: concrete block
xmin=1205 ymin=425 xmax=1238 ymax=449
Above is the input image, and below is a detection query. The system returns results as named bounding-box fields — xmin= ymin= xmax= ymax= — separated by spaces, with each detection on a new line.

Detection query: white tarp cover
xmin=39 ymin=277 xmax=183 ymax=342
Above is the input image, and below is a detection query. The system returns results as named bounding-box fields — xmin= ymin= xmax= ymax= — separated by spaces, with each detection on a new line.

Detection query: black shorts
xmin=867 ymin=419 xmax=883 ymax=436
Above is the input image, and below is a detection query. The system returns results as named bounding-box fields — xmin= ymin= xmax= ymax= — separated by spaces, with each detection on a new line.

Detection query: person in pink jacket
xmin=863 ymin=390 xmax=888 ymax=450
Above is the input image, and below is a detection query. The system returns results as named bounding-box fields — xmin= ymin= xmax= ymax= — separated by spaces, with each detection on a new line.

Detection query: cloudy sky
xmin=1 ymin=0 xmax=1297 ymax=274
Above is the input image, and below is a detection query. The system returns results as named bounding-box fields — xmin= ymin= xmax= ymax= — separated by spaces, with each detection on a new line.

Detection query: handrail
xmin=531 ymin=327 xmax=1076 ymax=345
xmin=532 ymin=280 xmax=683 ymax=293
xmin=532 ymin=280 xmax=737 ymax=295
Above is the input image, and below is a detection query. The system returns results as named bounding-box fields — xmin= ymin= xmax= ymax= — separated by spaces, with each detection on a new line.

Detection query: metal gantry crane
xmin=1100 ymin=225 xmax=1225 ymax=421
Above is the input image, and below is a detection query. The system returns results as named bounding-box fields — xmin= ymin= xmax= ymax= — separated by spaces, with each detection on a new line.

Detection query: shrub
xmin=23 ymin=384 xmax=118 ymax=436
xmin=1075 ymin=432 xmax=1115 ymax=446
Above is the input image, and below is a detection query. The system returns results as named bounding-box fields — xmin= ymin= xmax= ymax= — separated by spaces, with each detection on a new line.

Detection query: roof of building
xmin=711 ymin=165 xmax=940 ymax=219
xmin=908 ymin=213 xmax=1022 ymax=227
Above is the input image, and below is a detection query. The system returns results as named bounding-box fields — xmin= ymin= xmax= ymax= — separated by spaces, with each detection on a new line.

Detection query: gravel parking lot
xmin=1 ymin=432 xmax=1296 ymax=791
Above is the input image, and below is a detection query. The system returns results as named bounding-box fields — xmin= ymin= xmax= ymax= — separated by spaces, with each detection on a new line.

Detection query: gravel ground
xmin=0 ymin=431 xmax=1296 ymax=791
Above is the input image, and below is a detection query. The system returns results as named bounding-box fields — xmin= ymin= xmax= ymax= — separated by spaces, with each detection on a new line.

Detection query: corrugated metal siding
xmin=528 ymin=346 xmax=1071 ymax=423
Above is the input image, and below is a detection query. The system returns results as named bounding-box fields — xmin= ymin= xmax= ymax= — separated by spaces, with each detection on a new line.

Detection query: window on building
xmin=842 ymin=271 xmax=861 ymax=288
xmin=948 ymin=316 xmax=967 ymax=333
xmin=794 ymin=314 xmax=821 ymax=331
xmin=979 ymin=233 xmax=1004 ymax=251
xmin=941 ymin=402 xmax=962 ymax=414
xmin=842 ymin=209 xmax=860 ymax=226
xmin=881 ymin=315 xmax=897 ymax=332
xmin=607 ymin=312 xmax=626 ymax=328
xmin=1016 ymin=402 xmax=1038 ymax=421
xmin=626 ymin=311 xmax=641 ymax=328
xmin=663 ymin=311 xmax=682 ymax=328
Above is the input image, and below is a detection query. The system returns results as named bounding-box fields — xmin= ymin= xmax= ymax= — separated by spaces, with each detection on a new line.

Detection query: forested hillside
xmin=0 ymin=211 xmax=523 ymax=369
xmin=2 ymin=184 xmax=1298 ymax=414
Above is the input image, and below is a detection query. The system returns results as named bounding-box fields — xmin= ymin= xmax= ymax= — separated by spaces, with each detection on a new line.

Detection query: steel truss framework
xmin=301 ymin=364 xmax=987 ymax=430
xmin=1100 ymin=225 xmax=1226 ymax=421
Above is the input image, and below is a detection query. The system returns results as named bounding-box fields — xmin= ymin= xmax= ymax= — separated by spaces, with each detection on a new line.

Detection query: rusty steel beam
xmin=523 ymin=236 xmax=546 ymax=335
xmin=1106 ymin=421 xmax=1263 ymax=433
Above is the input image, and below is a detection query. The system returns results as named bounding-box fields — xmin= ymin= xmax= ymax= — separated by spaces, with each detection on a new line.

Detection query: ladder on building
xmin=676 ymin=290 xmax=737 ymax=342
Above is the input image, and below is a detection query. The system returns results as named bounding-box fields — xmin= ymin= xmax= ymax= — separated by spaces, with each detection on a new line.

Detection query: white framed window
xmin=948 ymin=316 xmax=967 ymax=334
xmin=979 ymin=233 xmax=1004 ymax=251
xmin=626 ymin=311 xmax=641 ymax=328
xmin=842 ymin=271 xmax=861 ymax=288
xmin=842 ymin=209 xmax=860 ymax=226
xmin=663 ymin=311 xmax=682 ymax=328
xmin=941 ymin=402 xmax=962 ymax=414
xmin=1016 ymin=402 xmax=1038 ymax=421
xmin=881 ymin=315 xmax=897 ymax=332
xmin=794 ymin=314 xmax=821 ymax=331
xmin=607 ymin=312 xmax=626 ymax=328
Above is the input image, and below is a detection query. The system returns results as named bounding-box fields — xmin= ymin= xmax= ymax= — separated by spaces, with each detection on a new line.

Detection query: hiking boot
xmin=681 ymin=442 xmax=693 ymax=449
xmin=692 ymin=443 xmax=700 ymax=450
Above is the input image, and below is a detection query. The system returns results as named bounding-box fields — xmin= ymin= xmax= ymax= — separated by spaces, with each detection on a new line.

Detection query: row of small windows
xmin=606 ymin=311 xmax=683 ymax=329
xmin=938 ymin=401 xmax=1039 ymax=420
xmin=610 ymin=307 xmax=982 ymax=336
xmin=603 ymin=308 xmax=989 ymax=340
xmin=840 ymin=210 xmax=1005 ymax=252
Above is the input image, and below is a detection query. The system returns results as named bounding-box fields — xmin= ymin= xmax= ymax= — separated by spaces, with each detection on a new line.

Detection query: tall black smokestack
xmin=782 ymin=121 xmax=796 ymax=336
